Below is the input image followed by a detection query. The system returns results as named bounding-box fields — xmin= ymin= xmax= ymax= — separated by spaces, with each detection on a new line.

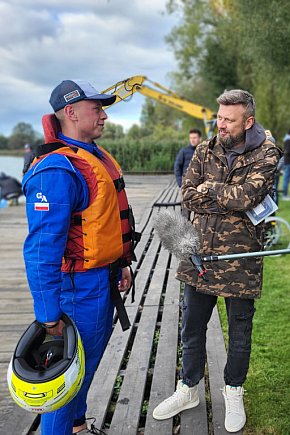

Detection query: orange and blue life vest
xmin=35 ymin=115 xmax=139 ymax=272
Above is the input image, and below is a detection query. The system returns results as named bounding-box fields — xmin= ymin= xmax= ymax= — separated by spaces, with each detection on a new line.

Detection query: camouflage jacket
xmin=176 ymin=123 xmax=282 ymax=299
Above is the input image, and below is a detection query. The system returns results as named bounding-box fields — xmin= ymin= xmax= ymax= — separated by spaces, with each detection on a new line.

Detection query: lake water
xmin=0 ymin=156 xmax=23 ymax=181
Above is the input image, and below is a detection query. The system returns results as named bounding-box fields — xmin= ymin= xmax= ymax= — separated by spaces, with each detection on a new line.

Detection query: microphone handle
xmin=189 ymin=254 xmax=208 ymax=281
xmin=202 ymin=248 xmax=290 ymax=261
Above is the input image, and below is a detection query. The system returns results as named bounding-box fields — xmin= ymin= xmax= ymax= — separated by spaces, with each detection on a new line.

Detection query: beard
xmin=218 ymin=128 xmax=246 ymax=149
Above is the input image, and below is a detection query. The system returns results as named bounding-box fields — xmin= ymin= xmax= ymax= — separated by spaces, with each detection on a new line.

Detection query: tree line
xmin=1 ymin=0 xmax=289 ymax=169
xmin=165 ymin=0 xmax=290 ymax=143
xmin=0 ymin=119 xmax=188 ymax=172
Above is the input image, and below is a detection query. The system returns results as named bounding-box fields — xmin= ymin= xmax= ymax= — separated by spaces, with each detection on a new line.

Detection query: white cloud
xmin=0 ymin=0 xmax=178 ymax=136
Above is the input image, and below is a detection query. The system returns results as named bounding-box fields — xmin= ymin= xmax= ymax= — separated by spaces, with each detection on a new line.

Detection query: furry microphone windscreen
xmin=153 ymin=210 xmax=200 ymax=260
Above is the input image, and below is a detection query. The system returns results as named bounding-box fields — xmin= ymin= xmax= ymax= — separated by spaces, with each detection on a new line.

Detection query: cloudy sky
xmin=0 ymin=0 xmax=179 ymax=137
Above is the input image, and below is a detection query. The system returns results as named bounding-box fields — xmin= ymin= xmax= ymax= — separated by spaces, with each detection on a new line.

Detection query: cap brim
xmin=85 ymin=93 xmax=116 ymax=107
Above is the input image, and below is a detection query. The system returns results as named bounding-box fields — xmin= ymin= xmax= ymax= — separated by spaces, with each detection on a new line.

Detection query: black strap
xmin=35 ymin=142 xmax=78 ymax=158
xmin=109 ymin=261 xmax=131 ymax=331
xmin=120 ymin=209 xmax=129 ymax=219
xmin=114 ymin=177 xmax=125 ymax=192
xmin=122 ymin=231 xmax=132 ymax=243
xmin=128 ymin=205 xmax=141 ymax=247
xmin=128 ymin=265 xmax=135 ymax=303
xmin=73 ymin=214 xmax=83 ymax=226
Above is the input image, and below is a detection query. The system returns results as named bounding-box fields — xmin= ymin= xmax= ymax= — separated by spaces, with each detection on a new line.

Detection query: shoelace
xmin=225 ymin=394 xmax=241 ymax=413
xmin=222 ymin=388 xmax=245 ymax=414
xmin=74 ymin=418 xmax=106 ymax=434
xmin=87 ymin=423 xmax=106 ymax=435
xmin=163 ymin=387 xmax=187 ymax=404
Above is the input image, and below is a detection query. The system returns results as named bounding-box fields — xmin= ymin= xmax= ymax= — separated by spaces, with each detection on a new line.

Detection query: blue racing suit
xmin=22 ymin=137 xmax=115 ymax=434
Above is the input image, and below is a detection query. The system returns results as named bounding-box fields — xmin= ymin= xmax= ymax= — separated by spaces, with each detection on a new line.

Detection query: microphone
xmin=154 ymin=211 xmax=290 ymax=277
xmin=154 ymin=210 xmax=208 ymax=280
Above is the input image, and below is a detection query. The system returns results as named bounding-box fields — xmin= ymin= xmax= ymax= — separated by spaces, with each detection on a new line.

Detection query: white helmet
xmin=7 ymin=314 xmax=85 ymax=413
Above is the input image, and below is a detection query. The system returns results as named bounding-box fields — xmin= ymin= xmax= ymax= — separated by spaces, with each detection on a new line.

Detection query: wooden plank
xmin=153 ymin=179 xmax=180 ymax=207
xmin=0 ymin=363 xmax=37 ymax=435
xmin=1 ymin=178 xmax=233 ymax=435
xmin=86 ymin=235 xmax=161 ymax=427
xmin=0 ymin=331 xmax=25 ymax=363
xmin=144 ymin=255 xmax=180 ymax=435
xmin=108 ymin=248 xmax=170 ymax=434
xmin=108 ymin=305 xmax=161 ymax=435
xmin=0 ymin=413 xmax=36 ymax=435
xmin=0 ymin=175 xmax=174 ymax=434
xmin=125 ymin=229 xmax=160 ymax=309
xmin=180 ymin=380 xmax=208 ymax=435
xmin=145 ymin=218 xmax=208 ymax=435
xmin=129 ymin=176 xmax=174 ymax=234
xmin=0 ymin=299 xmax=33 ymax=314
xmin=0 ymin=313 xmax=35 ymax=327
xmin=206 ymin=306 xmax=243 ymax=434
xmin=0 ymin=289 xmax=31 ymax=298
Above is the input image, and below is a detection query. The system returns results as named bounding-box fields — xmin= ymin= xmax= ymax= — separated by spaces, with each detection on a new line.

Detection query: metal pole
xmin=202 ymin=249 xmax=290 ymax=262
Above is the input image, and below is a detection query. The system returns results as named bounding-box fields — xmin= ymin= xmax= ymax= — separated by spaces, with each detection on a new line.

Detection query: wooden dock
xmin=0 ymin=174 xmax=239 ymax=434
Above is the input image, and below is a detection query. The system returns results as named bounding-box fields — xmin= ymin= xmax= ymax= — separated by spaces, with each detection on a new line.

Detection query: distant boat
xmin=0 ymin=172 xmax=22 ymax=204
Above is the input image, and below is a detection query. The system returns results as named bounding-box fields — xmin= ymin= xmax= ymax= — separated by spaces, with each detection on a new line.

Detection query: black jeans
xmin=180 ymin=284 xmax=255 ymax=387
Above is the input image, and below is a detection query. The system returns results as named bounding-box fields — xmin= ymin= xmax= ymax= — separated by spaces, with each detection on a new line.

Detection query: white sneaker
xmin=153 ymin=380 xmax=199 ymax=420
xmin=223 ymin=385 xmax=246 ymax=432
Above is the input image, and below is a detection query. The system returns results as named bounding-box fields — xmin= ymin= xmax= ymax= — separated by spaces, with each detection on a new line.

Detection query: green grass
xmin=218 ymin=196 xmax=290 ymax=434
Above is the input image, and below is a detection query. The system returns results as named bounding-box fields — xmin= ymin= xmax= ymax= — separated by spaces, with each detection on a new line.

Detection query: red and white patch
xmin=34 ymin=202 xmax=49 ymax=211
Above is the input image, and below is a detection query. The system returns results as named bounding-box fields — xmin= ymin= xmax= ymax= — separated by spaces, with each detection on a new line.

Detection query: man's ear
xmin=63 ymin=104 xmax=77 ymax=121
xmin=245 ymin=116 xmax=254 ymax=130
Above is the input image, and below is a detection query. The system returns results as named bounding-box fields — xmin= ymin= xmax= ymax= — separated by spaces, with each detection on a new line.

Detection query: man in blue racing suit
xmin=22 ymin=80 xmax=134 ymax=434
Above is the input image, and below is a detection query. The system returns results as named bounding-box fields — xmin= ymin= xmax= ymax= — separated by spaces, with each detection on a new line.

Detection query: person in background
xmin=273 ymin=155 xmax=284 ymax=205
xmin=174 ymin=128 xmax=202 ymax=187
xmin=174 ymin=128 xmax=202 ymax=219
xmin=0 ymin=172 xmax=22 ymax=206
xmin=22 ymin=80 xmax=139 ymax=435
xmin=282 ymin=129 xmax=290 ymax=200
xmin=22 ymin=143 xmax=35 ymax=175
xmin=153 ymin=89 xmax=281 ymax=433
xmin=264 ymin=130 xmax=283 ymax=205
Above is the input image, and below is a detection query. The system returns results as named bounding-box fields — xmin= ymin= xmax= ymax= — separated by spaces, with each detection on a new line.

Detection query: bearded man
xmin=153 ymin=89 xmax=281 ymax=433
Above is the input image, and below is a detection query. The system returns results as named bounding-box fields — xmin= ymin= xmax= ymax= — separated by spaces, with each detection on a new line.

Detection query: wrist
xmin=40 ymin=321 xmax=60 ymax=329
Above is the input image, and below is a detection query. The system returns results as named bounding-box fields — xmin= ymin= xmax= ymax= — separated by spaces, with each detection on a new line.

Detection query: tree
xmin=127 ymin=124 xmax=143 ymax=140
xmin=140 ymin=99 xmax=157 ymax=134
xmin=100 ymin=122 xmax=124 ymax=140
xmin=166 ymin=0 xmax=290 ymax=140
xmin=0 ymin=135 xmax=8 ymax=150
xmin=8 ymin=122 xmax=36 ymax=150
xmin=140 ymin=97 xmax=186 ymax=137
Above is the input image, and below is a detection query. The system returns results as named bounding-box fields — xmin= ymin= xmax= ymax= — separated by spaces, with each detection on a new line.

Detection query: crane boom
xmin=101 ymin=75 xmax=216 ymax=137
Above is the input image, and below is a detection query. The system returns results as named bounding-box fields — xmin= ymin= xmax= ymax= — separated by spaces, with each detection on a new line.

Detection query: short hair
xmin=189 ymin=128 xmax=202 ymax=136
xmin=217 ymin=89 xmax=255 ymax=118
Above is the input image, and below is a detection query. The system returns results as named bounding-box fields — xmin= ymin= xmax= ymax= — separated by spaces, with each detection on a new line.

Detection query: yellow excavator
xmin=101 ymin=75 xmax=217 ymax=138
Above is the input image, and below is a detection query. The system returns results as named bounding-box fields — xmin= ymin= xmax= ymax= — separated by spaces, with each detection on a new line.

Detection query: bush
xmin=98 ymin=136 xmax=185 ymax=172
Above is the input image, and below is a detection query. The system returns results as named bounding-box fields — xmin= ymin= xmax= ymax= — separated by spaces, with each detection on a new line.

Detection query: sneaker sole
xmin=225 ymin=417 xmax=246 ymax=432
xmin=153 ymin=398 xmax=200 ymax=420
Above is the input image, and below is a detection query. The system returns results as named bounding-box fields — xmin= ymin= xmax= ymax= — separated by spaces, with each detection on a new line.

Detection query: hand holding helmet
xmin=41 ymin=319 xmax=66 ymax=337
xmin=7 ymin=314 xmax=85 ymax=414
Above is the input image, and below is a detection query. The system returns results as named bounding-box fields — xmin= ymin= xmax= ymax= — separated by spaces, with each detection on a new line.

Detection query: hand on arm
xmin=182 ymin=145 xmax=281 ymax=213
xmin=204 ymin=149 xmax=281 ymax=211
xmin=181 ymin=147 xmax=226 ymax=214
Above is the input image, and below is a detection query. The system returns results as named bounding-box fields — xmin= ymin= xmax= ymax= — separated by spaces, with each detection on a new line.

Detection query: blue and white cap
xmin=49 ymin=79 xmax=116 ymax=112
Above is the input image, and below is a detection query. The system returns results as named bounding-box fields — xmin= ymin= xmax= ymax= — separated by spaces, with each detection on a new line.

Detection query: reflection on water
xmin=0 ymin=156 xmax=23 ymax=181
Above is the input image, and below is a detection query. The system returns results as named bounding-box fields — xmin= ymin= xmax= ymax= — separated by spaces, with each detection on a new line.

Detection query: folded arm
xmin=182 ymin=145 xmax=281 ymax=214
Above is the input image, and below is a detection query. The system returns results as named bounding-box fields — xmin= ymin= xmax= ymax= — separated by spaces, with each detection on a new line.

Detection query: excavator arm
xmin=102 ymin=75 xmax=216 ymax=138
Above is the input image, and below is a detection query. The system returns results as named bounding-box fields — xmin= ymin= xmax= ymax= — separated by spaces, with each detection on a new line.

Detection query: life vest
xmin=34 ymin=115 xmax=139 ymax=272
